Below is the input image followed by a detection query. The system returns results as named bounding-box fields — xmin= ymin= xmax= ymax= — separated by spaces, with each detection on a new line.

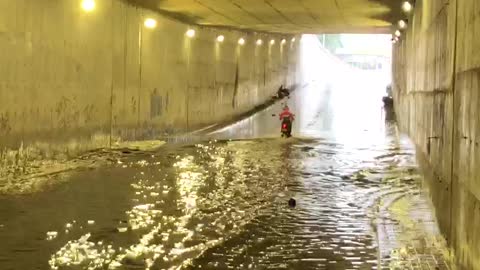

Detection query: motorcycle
xmin=383 ymin=84 xmax=394 ymax=108
xmin=276 ymin=87 xmax=290 ymax=99
xmin=382 ymin=96 xmax=393 ymax=107
xmin=281 ymin=118 xmax=292 ymax=138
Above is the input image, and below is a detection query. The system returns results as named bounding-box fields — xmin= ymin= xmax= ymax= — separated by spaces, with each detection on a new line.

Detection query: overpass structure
xmin=335 ymin=46 xmax=391 ymax=71
xmin=0 ymin=0 xmax=478 ymax=269
xmin=336 ymin=53 xmax=390 ymax=70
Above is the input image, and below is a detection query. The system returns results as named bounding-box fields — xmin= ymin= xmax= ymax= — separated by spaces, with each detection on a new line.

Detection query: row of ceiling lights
xmin=392 ymin=1 xmax=414 ymax=44
xmin=144 ymin=19 xmax=295 ymax=46
xmin=81 ymin=0 xmax=295 ymax=46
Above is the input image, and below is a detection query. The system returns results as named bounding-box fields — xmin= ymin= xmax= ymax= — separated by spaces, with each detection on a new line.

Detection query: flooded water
xmin=0 ymin=73 xmax=451 ymax=270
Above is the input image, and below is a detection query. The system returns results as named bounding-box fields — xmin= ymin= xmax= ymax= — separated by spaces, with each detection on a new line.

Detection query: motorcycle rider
xmin=279 ymin=105 xmax=295 ymax=136
xmin=277 ymin=85 xmax=290 ymax=98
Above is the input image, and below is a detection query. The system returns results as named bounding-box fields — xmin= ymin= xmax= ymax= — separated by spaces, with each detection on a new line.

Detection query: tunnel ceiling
xmin=128 ymin=0 xmax=402 ymax=34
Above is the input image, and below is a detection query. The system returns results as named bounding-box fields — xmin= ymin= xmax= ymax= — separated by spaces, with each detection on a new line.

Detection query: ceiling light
xmin=81 ymin=0 xmax=95 ymax=12
xmin=270 ymin=39 xmax=275 ymax=45
xmin=217 ymin=35 xmax=225 ymax=42
xmin=394 ymin=30 xmax=401 ymax=37
xmin=398 ymin=20 xmax=407 ymax=29
xmin=256 ymin=39 xmax=263 ymax=45
xmin=402 ymin=1 xmax=413 ymax=13
xmin=238 ymin=38 xmax=245 ymax=45
xmin=281 ymin=39 xmax=286 ymax=44
xmin=144 ymin=18 xmax=157 ymax=29
xmin=291 ymin=37 xmax=296 ymax=42
xmin=186 ymin=29 xmax=195 ymax=38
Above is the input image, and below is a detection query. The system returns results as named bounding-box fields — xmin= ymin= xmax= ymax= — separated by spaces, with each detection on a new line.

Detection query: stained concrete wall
xmin=392 ymin=0 xmax=480 ymax=268
xmin=0 ymin=0 xmax=302 ymax=174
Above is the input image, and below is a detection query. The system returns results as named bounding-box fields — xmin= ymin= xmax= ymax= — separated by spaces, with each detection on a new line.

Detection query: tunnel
xmin=0 ymin=0 xmax=478 ymax=269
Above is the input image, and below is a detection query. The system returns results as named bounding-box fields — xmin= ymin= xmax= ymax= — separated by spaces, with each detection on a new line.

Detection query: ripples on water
xmin=30 ymin=127 xmax=426 ymax=270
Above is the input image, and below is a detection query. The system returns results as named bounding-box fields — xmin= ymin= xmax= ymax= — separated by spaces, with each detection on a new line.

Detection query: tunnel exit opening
xmin=318 ymin=34 xmax=392 ymax=74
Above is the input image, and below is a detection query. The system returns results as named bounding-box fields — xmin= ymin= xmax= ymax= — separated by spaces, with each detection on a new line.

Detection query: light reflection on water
xmin=39 ymin=129 xmax=430 ymax=270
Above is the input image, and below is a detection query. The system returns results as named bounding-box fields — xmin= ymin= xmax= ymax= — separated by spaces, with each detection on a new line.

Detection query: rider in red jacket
xmin=279 ymin=105 xmax=295 ymax=121
xmin=279 ymin=105 xmax=294 ymax=137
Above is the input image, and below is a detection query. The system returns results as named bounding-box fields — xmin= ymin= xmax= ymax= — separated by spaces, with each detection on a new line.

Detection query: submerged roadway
xmin=0 ymin=60 xmax=452 ymax=270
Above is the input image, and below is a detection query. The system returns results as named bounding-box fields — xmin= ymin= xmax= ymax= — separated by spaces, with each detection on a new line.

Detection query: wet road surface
xmin=0 ymin=73 xmax=452 ymax=269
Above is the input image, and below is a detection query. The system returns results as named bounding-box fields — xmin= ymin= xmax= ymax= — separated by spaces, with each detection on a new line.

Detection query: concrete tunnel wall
xmin=0 ymin=0 xmax=303 ymax=173
xmin=392 ymin=0 xmax=480 ymax=268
